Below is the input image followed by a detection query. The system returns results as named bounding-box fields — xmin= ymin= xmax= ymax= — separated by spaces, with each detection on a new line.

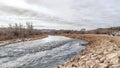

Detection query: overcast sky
xmin=0 ymin=0 xmax=120 ymax=30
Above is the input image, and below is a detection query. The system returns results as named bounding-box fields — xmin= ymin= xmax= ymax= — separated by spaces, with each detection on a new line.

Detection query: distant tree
xmin=26 ymin=22 xmax=34 ymax=35
xmin=14 ymin=23 xmax=18 ymax=29
xmin=8 ymin=24 xmax=13 ymax=29
xmin=26 ymin=22 xmax=33 ymax=30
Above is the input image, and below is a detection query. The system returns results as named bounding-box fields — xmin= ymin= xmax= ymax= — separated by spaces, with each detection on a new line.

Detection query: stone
xmin=106 ymin=53 xmax=117 ymax=59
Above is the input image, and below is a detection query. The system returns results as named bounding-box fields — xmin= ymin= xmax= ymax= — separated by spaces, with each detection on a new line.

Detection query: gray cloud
xmin=0 ymin=0 xmax=120 ymax=30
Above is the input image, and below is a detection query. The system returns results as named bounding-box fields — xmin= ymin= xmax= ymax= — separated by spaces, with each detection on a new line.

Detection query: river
xmin=0 ymin=36 xmax=88 ymax=68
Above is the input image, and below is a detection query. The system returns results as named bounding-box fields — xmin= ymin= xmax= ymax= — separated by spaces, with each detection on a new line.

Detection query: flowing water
xmin=0 ymin=36 xmax=88 ymax=68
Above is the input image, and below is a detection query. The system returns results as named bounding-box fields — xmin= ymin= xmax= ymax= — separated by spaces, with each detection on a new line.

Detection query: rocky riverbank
xmin=57 ymin=34 xmax=120 ymax=68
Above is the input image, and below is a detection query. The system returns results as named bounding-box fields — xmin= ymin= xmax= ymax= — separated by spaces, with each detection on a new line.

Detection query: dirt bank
xmin=56 ymin=34 xmax=120 ymax=68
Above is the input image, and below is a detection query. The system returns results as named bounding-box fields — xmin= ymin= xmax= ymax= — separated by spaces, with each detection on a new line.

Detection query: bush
xmin=0 ymin=22 xmax=36 ymax=41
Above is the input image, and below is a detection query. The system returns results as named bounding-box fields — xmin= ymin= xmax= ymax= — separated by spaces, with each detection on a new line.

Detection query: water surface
xmin=0 ymin=36 xmax=88 ymax=68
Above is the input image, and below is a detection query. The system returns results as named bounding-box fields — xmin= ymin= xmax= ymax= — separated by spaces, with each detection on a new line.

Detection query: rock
xmin=110 ymin=57 xmax=119 ymax=64
xmin=100 ymin=57 xmax=106 ymax=63
xmin=106 ymin=53 xmax=117 ymax=59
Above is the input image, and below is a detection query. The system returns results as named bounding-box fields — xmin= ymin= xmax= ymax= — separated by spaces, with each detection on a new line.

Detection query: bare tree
xmin=26 ymin=22 xmax=34 ymax=36
xmin=26 ymin=22 xmax=33 ymax=30
xmin=8 ymin=24 xmax=13 ymax=29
